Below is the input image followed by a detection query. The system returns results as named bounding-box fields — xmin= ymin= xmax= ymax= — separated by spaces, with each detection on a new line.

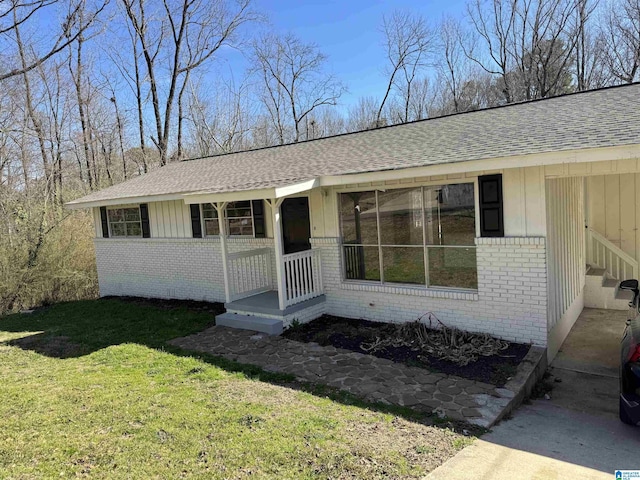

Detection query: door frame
xmin=280 ymin=195 xmax=312 ymax=255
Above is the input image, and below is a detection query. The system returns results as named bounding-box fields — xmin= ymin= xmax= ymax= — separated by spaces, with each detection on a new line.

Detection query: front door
xmin=281 ymin=197 xmax=311 ymax=254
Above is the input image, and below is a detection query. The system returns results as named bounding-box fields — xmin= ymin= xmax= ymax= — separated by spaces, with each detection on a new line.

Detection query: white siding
xmin=587 ymin=174 xmax=640 ymax=262
xmin=503 ymin=166 xmax=547 ymax=236
xmin=149 ymin=200 xmax=191 ymax=238
xmin=546 ymin=177 xmax=585 ymax=332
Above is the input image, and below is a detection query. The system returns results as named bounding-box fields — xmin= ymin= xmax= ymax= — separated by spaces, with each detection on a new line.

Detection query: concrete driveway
xmin=427 ymin=308 xmax=640 ymax=479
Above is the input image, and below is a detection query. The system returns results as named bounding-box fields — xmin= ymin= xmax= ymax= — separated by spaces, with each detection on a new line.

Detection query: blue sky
xmin=225 ymin=0 xmax=469 ymax=108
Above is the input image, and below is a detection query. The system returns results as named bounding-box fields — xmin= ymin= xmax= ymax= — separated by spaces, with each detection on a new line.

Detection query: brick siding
xmin=311 ymin=236 xmax=547 ymax=345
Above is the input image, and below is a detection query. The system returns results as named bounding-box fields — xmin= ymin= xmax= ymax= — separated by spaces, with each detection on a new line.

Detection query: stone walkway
xmin=169 ymin=326 xmax=518 ymax=427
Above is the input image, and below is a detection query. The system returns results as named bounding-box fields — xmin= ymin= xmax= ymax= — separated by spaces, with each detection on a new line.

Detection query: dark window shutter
xmin=190 ymin=204 xmax=203 ymax=238
xmin=100 ymin=206 xmax=109 ymax=238
xmin=252 ymin=200 xmax=266 ymax=238
xmin=139 ymin=203 xmax=150 ymax=238
xmin=479 ymin=174 xmax=504 ymax=237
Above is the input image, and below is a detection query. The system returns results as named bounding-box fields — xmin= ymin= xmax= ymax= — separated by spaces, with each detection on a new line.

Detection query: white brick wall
xmin=95 ymin=235 xmax=548 ymax=345
xmin=311 ymin=236 xmax=548 ymax=346
xmin=95 ymin=237 xmax=275 ymax=303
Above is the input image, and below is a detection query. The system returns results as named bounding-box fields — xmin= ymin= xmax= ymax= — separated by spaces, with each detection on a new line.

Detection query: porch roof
xmin=67 ymin=83 xmax=640 ymax=209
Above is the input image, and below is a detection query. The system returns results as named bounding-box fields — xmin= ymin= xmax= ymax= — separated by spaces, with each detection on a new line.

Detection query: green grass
xmin=0 ymin=299 xmax=478 ymax=479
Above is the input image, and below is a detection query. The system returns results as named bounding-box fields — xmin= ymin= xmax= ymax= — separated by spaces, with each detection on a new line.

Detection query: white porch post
xmin=267 ymin=198 xmax=286 ymax=311
xmin=215 ymin=202 xmax=231 ymax=303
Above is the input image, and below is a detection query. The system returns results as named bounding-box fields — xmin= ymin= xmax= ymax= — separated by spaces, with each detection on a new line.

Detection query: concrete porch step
xmin=584 ymin=266 xmax=630 ymax=310
xmin=216 ymin=312 xmax=283 ymax=335
xmin=225 ymin=291 xmax=326 ymax=317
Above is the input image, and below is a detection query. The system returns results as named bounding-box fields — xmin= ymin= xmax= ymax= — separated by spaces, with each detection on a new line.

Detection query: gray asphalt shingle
xmin=68 ymin=84 xmax=640 ymax=206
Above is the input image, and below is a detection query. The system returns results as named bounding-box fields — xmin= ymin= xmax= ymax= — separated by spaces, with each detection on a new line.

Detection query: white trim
xmin=267 ymin=198 xmax=287 ymax=310
xmin=215 ymin=202 xmax=231 ymax=303
xmin=275 ymin=178 xmax=319 ymax=198
xmin=200 ymin=200 xmax=257 ymax=238
xmin=337 ymin=182 xmax=478 ymax=289
xmin=66 ymin=193 xmax=187 ymax=210
xmin=106 ymin=205 xmax=143 ymax=238
xmin=339 ymin=280 xmax=479 ymax=300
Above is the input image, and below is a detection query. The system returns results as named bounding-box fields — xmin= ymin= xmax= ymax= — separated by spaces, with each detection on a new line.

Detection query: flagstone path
xmin=170 ymin=326 xmax=518 ymax=427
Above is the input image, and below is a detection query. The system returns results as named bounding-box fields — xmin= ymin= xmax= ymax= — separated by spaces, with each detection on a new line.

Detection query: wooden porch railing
xmin=228 ymin=248 xmax=273 ymax=301
xmin=283 ymin=249 xmax=323 ymax=307
xmin=587 ymin=227 xmax=638 ymax=280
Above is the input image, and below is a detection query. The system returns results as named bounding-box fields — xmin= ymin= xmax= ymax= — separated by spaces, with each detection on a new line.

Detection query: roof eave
xmin=65 ymin=192 xmax=189 ymax=210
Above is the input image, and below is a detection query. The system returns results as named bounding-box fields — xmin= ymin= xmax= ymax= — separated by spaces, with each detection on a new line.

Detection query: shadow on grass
xmin=0 ymin=297 xmax=485 ymax=436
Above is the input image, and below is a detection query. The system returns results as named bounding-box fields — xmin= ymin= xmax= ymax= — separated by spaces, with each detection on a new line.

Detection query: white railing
xmin=228 ymin=248 xmax=273 ymax=301
xmin=587 ymin=228 xmax=638 ymax=280
xmin=283 ymin=249 xmax=323 ymax=307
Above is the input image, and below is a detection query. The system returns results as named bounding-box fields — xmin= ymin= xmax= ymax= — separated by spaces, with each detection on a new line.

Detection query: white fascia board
xmin=182 ymin=188 xmax=277 ymax=204
xmin=183 ymin=179 xmax=320 ymax=204
xmin=65 ymin=193 xmax=187 ymax=210
xmin=318 ymin=144 xmax=640 ymax=186
xmin=274 ymin=178 xmax=319 ymax=198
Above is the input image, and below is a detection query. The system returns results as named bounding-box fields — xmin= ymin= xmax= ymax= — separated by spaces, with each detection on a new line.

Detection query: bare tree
xmin=465 ymin=0 xmax=580 ymax=103
xmin=121 ymin=0 xmax=255 ymax=165
xmin=252 ymin=32 xmax=345 ymax=144
xmin=346 ymin=96 xmax=379 ymax=131
xmin=0 ymin=0 xmax=108 ymax=81
xmin=186 ymin=76 xmax=253 ymax=155
xmin=377 ymin=10 xmax=434 ymax=125
xmin=601 ymin=0 xmax=640 ymax=83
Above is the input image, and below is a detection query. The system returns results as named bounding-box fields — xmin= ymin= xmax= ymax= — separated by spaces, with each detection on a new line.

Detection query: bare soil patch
xmin=284 ymin=315 xmax=530 ymax=386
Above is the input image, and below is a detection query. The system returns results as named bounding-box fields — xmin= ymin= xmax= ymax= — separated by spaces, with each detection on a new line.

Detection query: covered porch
xmin=186 ymin=190 xmax=326 ymax=333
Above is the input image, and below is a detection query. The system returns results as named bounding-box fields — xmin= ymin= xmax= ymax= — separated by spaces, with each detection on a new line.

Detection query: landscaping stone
xmin=169 ymin=325 xmax=523 ymax=427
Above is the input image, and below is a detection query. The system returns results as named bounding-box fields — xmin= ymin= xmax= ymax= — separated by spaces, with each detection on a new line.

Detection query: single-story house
xmin=67 ymin=83 xmax=640 ymax=361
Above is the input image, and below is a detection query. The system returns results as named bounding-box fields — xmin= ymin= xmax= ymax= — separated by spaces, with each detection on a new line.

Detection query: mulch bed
xmin=283 ymin=315 xmax=530 ymax=387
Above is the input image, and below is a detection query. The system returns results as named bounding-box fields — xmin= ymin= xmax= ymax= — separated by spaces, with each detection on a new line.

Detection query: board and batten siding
xmin=93 ymin=200 xmax=276 ymax=239
xmin=546 ymin=178 xmax=585 ymax=348
xmin=149 ymin=200 xmax=191 ymax=238
xmin=92 ymin=202 xmax=191 ymax=238
xmin=587 ymin=174 xmax=640 ymax=262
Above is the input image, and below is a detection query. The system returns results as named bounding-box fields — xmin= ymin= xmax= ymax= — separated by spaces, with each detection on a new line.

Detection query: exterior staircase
xmin=584 ymin=265 xmax=634 ymax=310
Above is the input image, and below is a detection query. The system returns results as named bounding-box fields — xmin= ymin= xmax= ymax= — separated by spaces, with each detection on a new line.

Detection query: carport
xmin=551 ymin=308 xmax=627 ymax=418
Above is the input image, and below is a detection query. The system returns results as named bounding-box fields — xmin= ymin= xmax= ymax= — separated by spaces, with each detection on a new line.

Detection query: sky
xmin=222 ymin=0 xmax=469 ymax=108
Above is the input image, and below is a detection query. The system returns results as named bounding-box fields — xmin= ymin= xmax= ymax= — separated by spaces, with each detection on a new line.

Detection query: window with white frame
xmin=202 ymin=203 xmax=220 ymax=236
xmin=202 ymin=201 xmax=255 ymax=237
xmin=107 ymin=207 xmax=142 ymax=237
xmin=339 ymin=183 xmax=477 ymax=290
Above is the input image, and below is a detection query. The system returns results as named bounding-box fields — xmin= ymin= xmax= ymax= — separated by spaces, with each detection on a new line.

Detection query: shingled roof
xmin=67 ymin=83 xmax=640 ymax=207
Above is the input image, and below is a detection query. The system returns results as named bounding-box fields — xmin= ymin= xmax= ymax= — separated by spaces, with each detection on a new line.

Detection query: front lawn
xmin=0 ymin=299 xmax=472 ymax=479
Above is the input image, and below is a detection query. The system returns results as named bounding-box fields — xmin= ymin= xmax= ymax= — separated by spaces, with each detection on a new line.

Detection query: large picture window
xmin=107 ymin=207 xmax=142 ymax=238
xmin=202 ymin=201 xmax=255 ymax=237
xmin=340 ymin=184 xmax=477 ymax=290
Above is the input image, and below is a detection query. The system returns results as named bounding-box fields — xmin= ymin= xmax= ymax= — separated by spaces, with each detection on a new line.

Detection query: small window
xmin=226 ymin=201 xmax=254 ymax=236
xmin=108 ymin=207 xmax=142 ymax=238
xmin=201 ymin=201 xmax=255 ymax=237
xmin=202 ymin=203 xmax=220 ymax=236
